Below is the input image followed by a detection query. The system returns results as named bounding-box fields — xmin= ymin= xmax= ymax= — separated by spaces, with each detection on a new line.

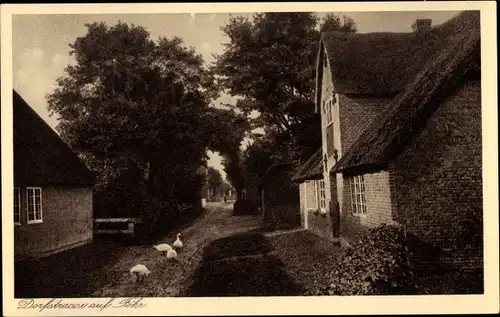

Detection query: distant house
xmin=296 ymin=11 xmax=482 ymax=271
xmin=14 ymin=90 xmax=95 ymax=261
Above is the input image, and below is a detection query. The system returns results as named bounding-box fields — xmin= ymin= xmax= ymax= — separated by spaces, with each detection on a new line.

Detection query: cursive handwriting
xmin=17 ymin=298 xmax=147 ymax=312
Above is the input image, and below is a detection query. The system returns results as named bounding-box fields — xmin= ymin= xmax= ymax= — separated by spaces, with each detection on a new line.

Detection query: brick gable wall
xmin=338 ymin=96 xmax=391 ymax=155
xmin=389 ymin=78 xmax=482 ymax=272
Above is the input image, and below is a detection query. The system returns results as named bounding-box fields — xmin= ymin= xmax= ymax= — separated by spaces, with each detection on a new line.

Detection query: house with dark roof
xmin=295 ymin=11 xmax=482 ymax=271
xmin=291 ymin=149 xmax=330 ymax=233
xmin=14 ymin=90 xmax=95 ymax=261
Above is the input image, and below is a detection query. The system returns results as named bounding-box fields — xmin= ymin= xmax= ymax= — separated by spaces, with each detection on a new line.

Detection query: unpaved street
xmin=16 ymin=202 xmax=339 ymax=298
xmin=92 ymin=202 xmax=264 ymax=297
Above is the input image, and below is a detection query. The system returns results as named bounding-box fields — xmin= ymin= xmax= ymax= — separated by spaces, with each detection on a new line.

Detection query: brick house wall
xmin=320 ymin=47 xmax=394 ymax=242
xmin=388 ymin=78 xmax=482 ymax=272
xmin=340 ymin=170 xmax=395 ymax=243
xmin=14 ymin=186 xmax=93 ymax=261
xmin=338 ymin=96 xmax=391 ymax=155
xmin=320 ymin=47 xmax=393 ymax=207
xmin=333 ymin=96 xmax=391 ymax=219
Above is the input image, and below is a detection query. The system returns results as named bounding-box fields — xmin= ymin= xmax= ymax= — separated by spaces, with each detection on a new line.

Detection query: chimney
xmin=412 ymin=19 xmax=432 ymax=32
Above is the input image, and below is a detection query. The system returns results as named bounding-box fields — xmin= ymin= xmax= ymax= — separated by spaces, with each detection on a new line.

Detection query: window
xmin=324 ymin=97 xmax=337 ymax=157
xmin=326 ymin=124 xmax=335 ymax=157
xmin=350 ymin=175 xmax=367 ymax=216
xmin=317 ymin=180 xmax=327 ymax=211
xmin=305 ymin=181 xmax=318 ymax=210
xmin=324 ymin=99 xmax=333 ymax=125
xmin=27 ymin=187 xmax=43 ymax=224
xmin=14 ymin=187 xmax=21 ymax=225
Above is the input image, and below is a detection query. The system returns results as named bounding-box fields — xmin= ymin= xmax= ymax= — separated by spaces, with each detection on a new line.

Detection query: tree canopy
xmin=47 ymin=21 xmax=247 ymax=217
xmin=214 ymin=12 xmax=358 ymax=189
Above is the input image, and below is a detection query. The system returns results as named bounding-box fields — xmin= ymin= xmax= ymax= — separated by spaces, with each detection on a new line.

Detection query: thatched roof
xmin=331 ymin=11 xmax=480 ymax=173
xmin=14 ymin=90 xmax=96 ymax=186
xmin=315 ymin=11 xmax=479 ymax=109
xmin=292 ymin=148 xmax=323 ymax=182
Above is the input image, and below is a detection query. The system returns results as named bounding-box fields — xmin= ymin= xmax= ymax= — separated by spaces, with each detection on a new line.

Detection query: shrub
xmin=309 ymin=224 xmax=425 ymax=295
xmin=134 ymin=196 xmax=175 ymax=242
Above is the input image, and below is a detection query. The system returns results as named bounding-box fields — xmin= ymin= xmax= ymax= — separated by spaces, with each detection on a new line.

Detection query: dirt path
xmin=92 ymin=202 xmax=263 ymax=297
xmin=16 ymin=203 xmax=339 ymax=298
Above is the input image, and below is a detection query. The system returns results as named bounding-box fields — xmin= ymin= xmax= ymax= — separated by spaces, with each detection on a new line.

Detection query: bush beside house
xmin=308 ymin=224 xmax=424 ymax=295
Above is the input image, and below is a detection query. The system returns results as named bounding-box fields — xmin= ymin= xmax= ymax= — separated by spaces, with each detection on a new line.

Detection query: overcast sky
xmin=12 ymin=11 xmax=460 ymax=179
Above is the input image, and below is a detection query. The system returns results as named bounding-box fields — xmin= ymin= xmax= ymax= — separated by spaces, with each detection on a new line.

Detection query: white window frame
xmin=317 ymin=179 xmax=327 ymax=212
xmin=350 ymin=175 xmax=367 ymax=217
xmin=324 ymin=96 xmax=338 ymax=158
xmin=324 ymin=97 xmax=334 ymax=127
xmin=14 ymin=187 xmax=21 ymax=225
xmin=304 ymin=180 xmax=318 ymax=210
xmin=26 ymin=187 xmax=43 ymax=224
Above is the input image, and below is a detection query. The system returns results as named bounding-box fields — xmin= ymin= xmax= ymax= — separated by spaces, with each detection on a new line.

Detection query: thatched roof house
xmin=14 ymin=90 xmax=95 ymax=261
xmin=297 ymin=11 xmax=483 ymax=272
xmin=331 ymin=11 xmax=480 ymax=173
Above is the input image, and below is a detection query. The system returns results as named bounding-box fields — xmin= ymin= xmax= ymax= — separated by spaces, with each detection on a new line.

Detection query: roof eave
xmin=331 ymin=162 xmax=389 ymax=175
xmin=292 ymin=173 xmax=324 ymax=183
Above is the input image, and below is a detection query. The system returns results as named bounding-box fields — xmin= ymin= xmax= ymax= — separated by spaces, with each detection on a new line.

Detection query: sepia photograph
xmin=1 ymin=2 xmax=498 ymax=316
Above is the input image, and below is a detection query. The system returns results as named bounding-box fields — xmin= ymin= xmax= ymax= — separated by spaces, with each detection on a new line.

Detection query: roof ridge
xmin=316 ymin=10 xmax=479 ymax=96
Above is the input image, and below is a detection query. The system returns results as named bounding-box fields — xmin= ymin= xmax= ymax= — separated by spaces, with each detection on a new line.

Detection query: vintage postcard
xmin=1 ymin=1 xmax=498 ymax=316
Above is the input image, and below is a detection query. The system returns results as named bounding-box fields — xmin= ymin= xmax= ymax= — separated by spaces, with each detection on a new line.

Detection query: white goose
xmin=173 ymin=233 xmax=183 ymax=249
xmin=166 ymin=249 xmax=178 ymax=259
xmin=129 ymin=264 xmax=150 ymax=283
xmin=153 ymin=243 xmax=173 ymax=257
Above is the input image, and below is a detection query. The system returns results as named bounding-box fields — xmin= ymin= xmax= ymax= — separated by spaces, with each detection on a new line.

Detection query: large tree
xmin=214 ymin=12 xmax=357 ymax=183
xmin=213 ymin=12 xmax=357 ymax=168
xmin=47 ymin=22 xmax=246 ymax=212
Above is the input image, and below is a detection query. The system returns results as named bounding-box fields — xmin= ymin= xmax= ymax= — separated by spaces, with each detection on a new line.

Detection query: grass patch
xmin=202 ymin=232 xmax=274 ymax=262
xmin=184 ymin=254 xmax=306 ymax=296
xmin=268 ymin=230 xmax=341 ymax=294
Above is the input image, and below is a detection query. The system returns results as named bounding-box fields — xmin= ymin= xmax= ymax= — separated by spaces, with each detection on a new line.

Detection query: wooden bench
xmin=94 ymin=218 xmax=141 ymax=235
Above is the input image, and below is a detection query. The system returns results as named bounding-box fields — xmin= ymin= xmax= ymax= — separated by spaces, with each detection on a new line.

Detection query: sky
xmin=11 ymin=10 xmax=460 ymax=179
